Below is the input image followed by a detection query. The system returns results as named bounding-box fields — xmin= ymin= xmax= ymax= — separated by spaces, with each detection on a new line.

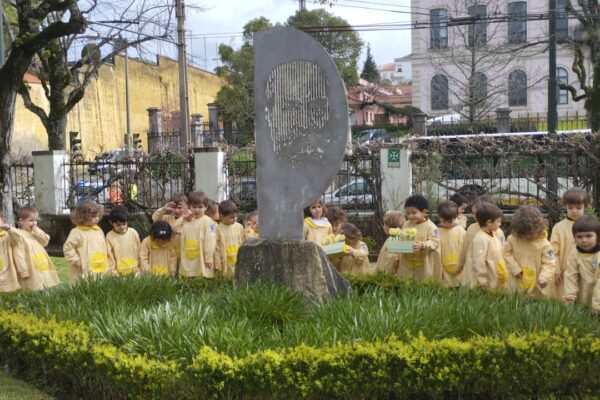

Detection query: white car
xmin=426 ymin=113 xmax=462 ymax=126
xmin=323 ymin=179 xmax=373 ymax=206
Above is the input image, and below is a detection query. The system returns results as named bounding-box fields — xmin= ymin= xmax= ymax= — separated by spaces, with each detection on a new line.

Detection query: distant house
xmin=348 ymin=78 xmax=413 ymax=126
xmin=378 ymin=54 xmax=412 ymax=84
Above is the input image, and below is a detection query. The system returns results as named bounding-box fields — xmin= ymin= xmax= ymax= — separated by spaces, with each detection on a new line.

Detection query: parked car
xmin=426 ymin=113 xmax=462 ymax=126
xmin=323 ymin=179 xmax=373 ymax=206
xmin=355 ymin=128 xmax=391 ymax=145
xmin=74 ymin=179 xmax=106 ymax=204
xmin=88 ymin=149 xmax=141 ymax=175
xmin=229 ymin=177 xmax=257 ymax=211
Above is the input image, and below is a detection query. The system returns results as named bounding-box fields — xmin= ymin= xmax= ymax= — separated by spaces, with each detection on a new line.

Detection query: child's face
xmin=457 ymin=203 xmax=467 ymax=214
xmin=309 ymin=203 xmax=323 ymax=219
xmin=221 ymin=213 xmax=237 ymax=226
xmin=247 ymin=216 xmax=258 ymax=231
xmin=208 ymin=210 xmax=220 ymax=222
xmin=405 ymin=206 xmax=426 ymax=224
xmin=111 ymin=221 xmax=128 ymax=234
xmin=85 ymin=215 xmax=100 ymax=226
xmin=173 ymin=202 xmax=186 ymax=218
xmin=19 ymin=213 xmax=38 ymax=231
xmin=190 ymin=203 xmax=207 ymax=217
xmin=346 ymin=237 xmax=359 ymax=247
xmin=485 ymin=217 xmax=502 ymax=233
xmin=440 ymin=218 xmax=455 ymax=229
xmin=566 ymin=203 xmax=585 ymax=221
xmin=332 ymin=222 xmax=343 ymax=234
xmin=574 ymin=231 xmax=598 ymax=251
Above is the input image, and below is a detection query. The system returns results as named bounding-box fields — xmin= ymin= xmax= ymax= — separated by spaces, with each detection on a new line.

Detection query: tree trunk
xmin=47 ymin=111 xmax=68 ymax=150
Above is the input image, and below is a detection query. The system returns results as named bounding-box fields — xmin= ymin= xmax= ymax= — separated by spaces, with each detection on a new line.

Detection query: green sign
xmin=388 ymin=148 xmax=400 ymax=168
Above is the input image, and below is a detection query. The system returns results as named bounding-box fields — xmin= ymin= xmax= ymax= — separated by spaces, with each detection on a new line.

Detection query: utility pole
xmin=299 ymin=0 xmax=306 ymax=11
xmin=176 ymin=0 xmax=190 ymax=153
xmin=124 ymin=46 xmax=133 ymax=155
xmin=548 ymin=0 xmax=558 ymax=134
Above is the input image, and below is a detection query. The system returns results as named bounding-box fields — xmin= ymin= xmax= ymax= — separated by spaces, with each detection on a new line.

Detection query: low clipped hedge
xmin=1 ymin=306 xmax=600 ymax=399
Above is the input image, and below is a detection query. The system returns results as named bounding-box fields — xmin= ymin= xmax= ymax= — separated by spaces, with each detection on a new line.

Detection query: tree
xmin=0 ymin=1 xmax=86 ymax=222
xmin=286 ymin=9 xmax=363 ymax=89
xmin=360 ymin=44 xmax=380 ymax=83
xmin=215 ymin=17 xmax=274 ymax=134
xmin=560 ymin=1 xmax=600 ymax=131
xmin=16 ymin=1 xmax=175 ymax=151
xmin=425 ymin=0 xmax=545 ymax=127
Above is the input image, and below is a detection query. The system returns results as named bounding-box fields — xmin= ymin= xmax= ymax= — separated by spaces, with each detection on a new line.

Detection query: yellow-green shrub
xmin=2 ymin=310 xmax=600 ymax=399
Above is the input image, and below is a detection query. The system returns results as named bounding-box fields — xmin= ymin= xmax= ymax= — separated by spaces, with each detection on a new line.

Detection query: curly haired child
xmin=325 ymin=206 xmax=348 ymax=235
xmin=303 ymin=199 xmax=332 ymax=245
xmin=503 ymin=206 xmax=556 ymax=296
xmin=63 ymin=200 xmax=111 ymax=283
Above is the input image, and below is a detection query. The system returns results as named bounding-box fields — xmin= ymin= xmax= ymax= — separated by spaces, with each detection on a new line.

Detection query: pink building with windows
xmin=411 ymin=0 xmax=587 ymax=120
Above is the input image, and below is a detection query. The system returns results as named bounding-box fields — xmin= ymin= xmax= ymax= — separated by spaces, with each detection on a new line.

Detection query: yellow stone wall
xmin=12 ymin=55 xmax=224 ymax=159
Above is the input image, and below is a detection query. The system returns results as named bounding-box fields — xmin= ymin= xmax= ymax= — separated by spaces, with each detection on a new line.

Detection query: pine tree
xmin=360 ymin=45 xmax=381 ymax=83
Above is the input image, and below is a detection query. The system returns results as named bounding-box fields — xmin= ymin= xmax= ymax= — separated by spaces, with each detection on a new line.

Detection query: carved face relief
xmin=265 ymin=61 xmax=330 ymax=166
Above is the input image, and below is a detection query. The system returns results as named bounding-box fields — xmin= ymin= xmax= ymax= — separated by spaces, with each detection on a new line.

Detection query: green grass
xmin=50 ymin=257 xmax=68 ymax=284
xmin=2 ymin=273 xmax=599 ymax=362
xmin=0 ymin=372 xmax=53 ymax=400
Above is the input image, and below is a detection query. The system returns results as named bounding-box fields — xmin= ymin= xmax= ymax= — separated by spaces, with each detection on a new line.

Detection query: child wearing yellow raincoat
xmin=14 ymin=206 xmax=60 ymax=290
xmin=106 ymin=206 xmax=141 ymax=277
xmin=140 ymin=221 xmax=177 ymax=276
xmin=215 ymin=200 xmax=245 ymax=277
xmin=438 ymin=201 xmax=466 ymax=287
xmin=63 ymin=200 xmax=111 ymax=283
xmin=375 ymin=211 xmax=404 ymax=275
xmin=502 ymin=206 xmax=556 ymax=296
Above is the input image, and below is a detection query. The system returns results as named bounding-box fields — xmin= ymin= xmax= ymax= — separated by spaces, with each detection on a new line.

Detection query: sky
xmin=184 ymin=0 xmax=412 ymax=72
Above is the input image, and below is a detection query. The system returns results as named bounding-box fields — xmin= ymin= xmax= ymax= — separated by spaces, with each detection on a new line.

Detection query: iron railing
xmin=11 ymin=163 xmax=35 ymax=207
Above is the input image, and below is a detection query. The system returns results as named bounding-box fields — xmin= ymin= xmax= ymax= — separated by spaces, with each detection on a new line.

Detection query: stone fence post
xmin=32 ymin=151 xmax=69 ymax=215
xmin=193 ymin=147 xmax=227 ymax=202
xmin=496 ymin=108 xmax=511 ymax=133
xmin=379 ymin=145 xmax=412 ymax=211
xmin=412 ymin=113 xmax=427 ymax=136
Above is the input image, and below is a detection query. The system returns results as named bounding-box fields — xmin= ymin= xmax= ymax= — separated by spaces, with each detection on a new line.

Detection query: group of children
xmin=2 ymin=187 xmax=599 ymax=312
xmin=303 ymin=187 xmax=600 ymax=312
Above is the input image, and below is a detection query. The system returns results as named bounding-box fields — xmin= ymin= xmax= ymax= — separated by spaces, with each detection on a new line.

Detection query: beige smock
xmin=14 ymin=227 xmax=60 ymax=290
xmin=179 ymin=215 xmax=217 ymax=278
xmin=63 ymin=225 xmax=111 ymax=283
xmin=139 ymin=236 xmax=177 ymax=276
xmin=440 ymin=224 xmax=466 ymax=287
xmin=106 ymin=228 xmax=141 ymax=276
xmin=462 ymin=229 xmax=507 ymax=290
xmin=397 ymin=219 xmax=442 ymax=282
xmin=563 ymin=247 xmax=600 ymax=308
xmin=0 ymin=229 xmax=28 ymax=292
xmin=303 ymin=217 xmax=333 ymax=245
xmin=215 ymin=222 xmax=245 ymax=277
xmin=550 ymin=218 xmax=576 ymax=298
xmin=337 ymin=241 xmax=371 ymax=275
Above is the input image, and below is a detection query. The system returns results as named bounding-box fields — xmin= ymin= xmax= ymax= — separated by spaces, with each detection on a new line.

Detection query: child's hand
xmin=0 ymin=225 xmax=10 ymax=231
xmin=555 ymin=274 xmax=562 ymax=286
xmin=164 ymin=201 xmax=176 ymax=213
xmin=205 ymin=262 xmax=213 ymax=269
xmin=413 ymin=241 xmax=423 ymax=252
xmin=537 ymin=280 xmax=548 ymax=289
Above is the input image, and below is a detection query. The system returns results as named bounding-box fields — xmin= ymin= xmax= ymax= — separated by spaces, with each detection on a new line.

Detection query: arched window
xmin=508 ymin=70 xmax=527 ymax=106
xmin=557 ymin=67 xmax=568 ymax=105
xmin=431 ymin=75 xmax=448 ymax=110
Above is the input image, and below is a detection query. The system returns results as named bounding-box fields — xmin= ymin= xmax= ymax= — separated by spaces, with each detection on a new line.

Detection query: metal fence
xmin=426 ymin=111 xmax=587 ymax=136
xmin=409 ymin=132 xmax=599 ymax=211
xmin=62 ymin=156 xmax=193 ymax=212
xmin=11 ymin=163 xmax=35 ymax=207
xmin=225 ymin=147 xmax=376 ymax=214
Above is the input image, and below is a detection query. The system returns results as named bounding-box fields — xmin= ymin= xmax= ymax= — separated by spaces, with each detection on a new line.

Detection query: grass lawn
xmin=50 ymin=257 xmax=68 ymax=283
xmin=0 ymin=372 xmax=53 ymax=400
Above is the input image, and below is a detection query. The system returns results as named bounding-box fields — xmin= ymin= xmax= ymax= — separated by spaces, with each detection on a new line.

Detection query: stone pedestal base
xmin=235 ymin=238 xmax=350 ymax=300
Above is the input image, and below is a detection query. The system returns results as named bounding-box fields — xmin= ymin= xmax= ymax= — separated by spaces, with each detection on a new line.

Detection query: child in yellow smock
xmin=551 ymin=187 xmax=590 ymax=299
xmin=243 ymin=211 xmax=259 ymax=240
xmin=461 ymin=204 xmax=507 ymax=290
xmin=303 ymin=199 xmax=332 ymax=245
xmin=502 ymin=206 xmax=556 ymax=296
xmin=215 ymin=200 xmax=245 ymax=277
xmin=438 ymin=200 xmax=466 ymax=287
xmin=398 ymin=194 xmax=442 ymax=282
xmin=63 ymin=200 xmax=111 ymax=283
xmin=106 ymin=206 xmax=141 ymax=277
xmin=179 ymin=192 xmax=217 ymax=278
xmin=140 ymin=221 xmax=177 ymax=276
xmin=152 ymin=192 xmax=187 ymax=264
xmin=563 ymin=216 xmax=600 ymax=309
xmin=0 ymin=214 xmax=28 ymax=293
xmin=375 ymin=211 xmax=404 ymax=275
xmin=450 ymin=193 xmax=469 ymax=230
xmin=14 ymin=207 xmax=60 ymax=290
xmin=336 ymin=223 xmax=371 ymax=275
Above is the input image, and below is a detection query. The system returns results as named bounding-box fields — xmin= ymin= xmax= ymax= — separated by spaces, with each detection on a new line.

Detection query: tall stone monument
xmin=235 ymin=27 xmax=351 ymax=299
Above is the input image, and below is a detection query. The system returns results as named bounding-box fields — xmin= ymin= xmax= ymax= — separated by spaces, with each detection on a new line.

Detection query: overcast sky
xmin=184 ymin=0 xmax=412 ymax=72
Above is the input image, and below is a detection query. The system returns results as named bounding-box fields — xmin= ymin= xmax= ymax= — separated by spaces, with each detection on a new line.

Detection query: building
xmin=378 ymin=54 xmax=412 ymax=84
xmin=12 ymin=55 xmax=224 ymax=159
xmin=411 ymin=0 xmax=587 ymax=119
xmin=348 ymin=78 xmax=412 ymax=125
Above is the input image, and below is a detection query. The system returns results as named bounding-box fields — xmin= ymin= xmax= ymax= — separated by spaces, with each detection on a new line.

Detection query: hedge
xmin=1 ymin=309 xmax=600 ymax=399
